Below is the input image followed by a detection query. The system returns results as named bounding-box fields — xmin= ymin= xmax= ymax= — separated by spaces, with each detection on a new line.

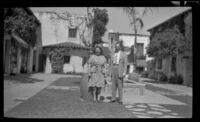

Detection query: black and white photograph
xmin=3 ymin=2 xmax=195 ymax=118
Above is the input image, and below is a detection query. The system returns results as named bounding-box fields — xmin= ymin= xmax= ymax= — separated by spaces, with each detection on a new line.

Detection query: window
xmin=136 ymin=43 xmax=144 ymax=57
xmin=157 ymin=59 xmax=162 ymax=70
xmin=171 ymin=57 xmax=176 ymax=72
xmin=68 ymin=28 xmax=77 ymax=38
xmin=64 ymin=56 xmax=70 ymax=63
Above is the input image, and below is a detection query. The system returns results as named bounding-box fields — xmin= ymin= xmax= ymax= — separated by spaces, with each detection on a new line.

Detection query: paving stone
xmin=170 ymin=113 xmax=178 ymax=116
xmin=147 ymin=111 xmax=163 ymax=115
xmin=131 ymin=111 xmax=150 ymax=116
xmin=60 ymin=87 xmax=70 ymax=90
xmin=136 ymin=115 xmax=153 ymax=118
xmin=102 ymin=99 xmax=110 ymax=103
xmin=158 ymin=115 xmax=182 ymax=118
xmin=131 ymin=108 xmax=146 ymax=112
xmin=125 ymin=105 xmax=134 ymax=108
xmin=148 ymin=104 xmax=164 ymax=108
xmin=15 ymin=97 xmax=28 ymax=101
xmin=150 ymin=107 xmax=171 ymax=112
xmin=136 ymin=104 xmax=148 ymax=108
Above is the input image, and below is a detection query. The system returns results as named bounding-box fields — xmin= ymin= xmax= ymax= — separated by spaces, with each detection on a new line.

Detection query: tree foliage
xmin=92 ymin=8 xmax=109 ymax=46
xmin=146 ymin=25 xmax=188 ymax=58
xmin=4 ymin=8 xmax=38 ymax=46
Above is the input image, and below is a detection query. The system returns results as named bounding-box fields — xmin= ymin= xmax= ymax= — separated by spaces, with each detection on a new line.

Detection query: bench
xmin=123 ymin=79 xmax=146 ymax=96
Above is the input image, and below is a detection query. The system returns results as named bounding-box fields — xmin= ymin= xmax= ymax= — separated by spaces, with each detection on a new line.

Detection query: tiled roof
xmin=43 ymin=42 xmax=90 ymax=50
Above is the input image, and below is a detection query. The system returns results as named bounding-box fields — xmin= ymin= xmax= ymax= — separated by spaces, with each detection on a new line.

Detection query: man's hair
xmin=115 ymin=40 xmax=124 ymax=51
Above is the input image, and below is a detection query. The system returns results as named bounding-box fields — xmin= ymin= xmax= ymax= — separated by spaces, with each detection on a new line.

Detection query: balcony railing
xmin=136 ymin=55 xmax=146 ymax=60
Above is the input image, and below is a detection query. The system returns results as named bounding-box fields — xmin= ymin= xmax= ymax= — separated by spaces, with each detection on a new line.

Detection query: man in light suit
xmin=110 ymin=41 xmax=127 ymax=104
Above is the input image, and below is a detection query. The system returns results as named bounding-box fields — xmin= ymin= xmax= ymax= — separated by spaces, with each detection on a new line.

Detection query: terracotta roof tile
xmin=43 ymin=42 xmax=90 ymax=49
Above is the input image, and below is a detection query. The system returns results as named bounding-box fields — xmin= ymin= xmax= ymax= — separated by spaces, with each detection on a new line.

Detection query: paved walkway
xmin=4 ymin=76 xmax=134 ymax=118
xmin=140 ymin=77 xmax=192 ymax=96
xmin=4 ymin=73 xmax=192 ymax=118
xmin=4 ymin=73 xmax=81 ymax=113
xmin=123 ymin=77 xmax=192 ymax=118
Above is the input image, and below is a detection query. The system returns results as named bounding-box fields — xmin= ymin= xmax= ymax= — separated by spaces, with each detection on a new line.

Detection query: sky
xmin=31 ymin=7 xmax=191 ymax=42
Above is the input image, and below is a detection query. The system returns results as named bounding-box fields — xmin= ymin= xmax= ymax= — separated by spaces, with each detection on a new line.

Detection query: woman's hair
xmin=82 ymin=46 xmax=103 ymax=66
xmin=94 ymin=46 xmax=103 ymax=55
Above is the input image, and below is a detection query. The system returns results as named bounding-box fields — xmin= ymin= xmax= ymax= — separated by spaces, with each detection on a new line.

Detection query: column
xmin=35 ymin=25 xmax=42 ymax=72
xmin=17 ymin=46 xmax=22 ymax=73
xmin=5 ymin=39 xmax=11 ymax=74
xmin=27 ymin=46 xmax=33 ymax=73
xmin=35 ymin=50 xmax=39 ymax=72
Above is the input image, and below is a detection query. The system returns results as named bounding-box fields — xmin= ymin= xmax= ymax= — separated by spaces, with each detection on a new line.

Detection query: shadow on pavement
xmin=142 ymin=79 xmax=168 ymax=84
xmin=51 ymin=77 xmax=81 ymax=86
xmin=4 ymin=74 xmax=44 ymax=83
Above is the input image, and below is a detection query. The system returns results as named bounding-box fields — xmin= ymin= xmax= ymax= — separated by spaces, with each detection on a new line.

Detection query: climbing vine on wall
xmin=47 ymin=47 xmax=71 ymax=73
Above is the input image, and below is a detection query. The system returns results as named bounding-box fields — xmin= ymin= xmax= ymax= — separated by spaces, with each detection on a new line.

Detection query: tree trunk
xmin=17 ymin=46 xmax=22 ymax=73
xmin=134 ymin=26 xmax=137 ymax=65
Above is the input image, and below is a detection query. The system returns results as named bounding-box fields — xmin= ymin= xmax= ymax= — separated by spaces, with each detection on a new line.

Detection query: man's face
xmin=115 ymin=43 xmax=121 ymax=51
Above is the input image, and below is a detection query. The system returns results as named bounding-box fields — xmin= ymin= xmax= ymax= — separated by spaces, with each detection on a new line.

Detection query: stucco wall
xmin=34 ymin=12 xmax=91 ymax=74
xmin=158 ymin=55 xmax=191 ymax=85
xmin=34 ymin=12 xmax=86 ymax=46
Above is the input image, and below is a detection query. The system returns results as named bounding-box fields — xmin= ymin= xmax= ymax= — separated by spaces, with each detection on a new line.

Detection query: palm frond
xmin=136 ymin=18 xmax=144 ymax=29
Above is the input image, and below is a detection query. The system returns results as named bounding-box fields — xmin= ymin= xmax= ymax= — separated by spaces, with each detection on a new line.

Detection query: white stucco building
xmin=34 ymin=11 xmax=91 ymax=73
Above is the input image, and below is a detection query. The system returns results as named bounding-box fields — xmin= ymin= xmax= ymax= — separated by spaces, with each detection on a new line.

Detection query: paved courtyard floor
xmin=4 ymin=73 xmax=192 ymax=118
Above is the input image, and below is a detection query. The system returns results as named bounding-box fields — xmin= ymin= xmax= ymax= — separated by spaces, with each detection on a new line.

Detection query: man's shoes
xmin=110 ymin=99 xmax=117 ymax=103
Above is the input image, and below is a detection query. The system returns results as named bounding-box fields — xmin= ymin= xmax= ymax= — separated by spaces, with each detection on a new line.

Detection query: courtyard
xmin=4 ymin=73 xmax=192 ymax=118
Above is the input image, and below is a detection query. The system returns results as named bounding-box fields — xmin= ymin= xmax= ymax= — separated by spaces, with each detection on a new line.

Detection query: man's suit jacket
xmin=111 ymin=51 xmax=127 ymax=78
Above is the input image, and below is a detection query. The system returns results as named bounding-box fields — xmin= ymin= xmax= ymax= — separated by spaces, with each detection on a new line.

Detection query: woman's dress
xmin=88 ymin=55 xmax=107 ymax=88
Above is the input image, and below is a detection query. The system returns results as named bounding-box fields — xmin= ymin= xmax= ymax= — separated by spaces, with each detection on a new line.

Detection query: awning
xmin=11 ymin=33 xmax=29 ymax=48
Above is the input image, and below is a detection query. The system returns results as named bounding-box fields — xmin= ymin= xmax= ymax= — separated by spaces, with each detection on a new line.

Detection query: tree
xmin=80 ymin=7 xmax=94 ymax=47
xmin=122 ymin=7 xmax=155 ymax=62
xmin=92 ymin=8 xmax=109 ymax=47
xmin=4 ymin=8 xmax=38 ymax=47
xmin=146 ymin=25 xmax=185 ymax=58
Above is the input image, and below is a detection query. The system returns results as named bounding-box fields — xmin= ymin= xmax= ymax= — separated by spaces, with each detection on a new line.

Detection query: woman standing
xmin=88 ymin=46 xmax=107 ymax=102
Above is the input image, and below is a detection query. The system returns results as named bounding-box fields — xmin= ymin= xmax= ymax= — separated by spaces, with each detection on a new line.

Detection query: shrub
xmin=177 ymin=75 xmax=183 ymax=85
xmin=169 ymin=76 xmax=176 ymax=84
xmin=148 ymin=71 xmax=157 ymax=80
xmin=159 ymin=73 xmax=168 ymax=82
